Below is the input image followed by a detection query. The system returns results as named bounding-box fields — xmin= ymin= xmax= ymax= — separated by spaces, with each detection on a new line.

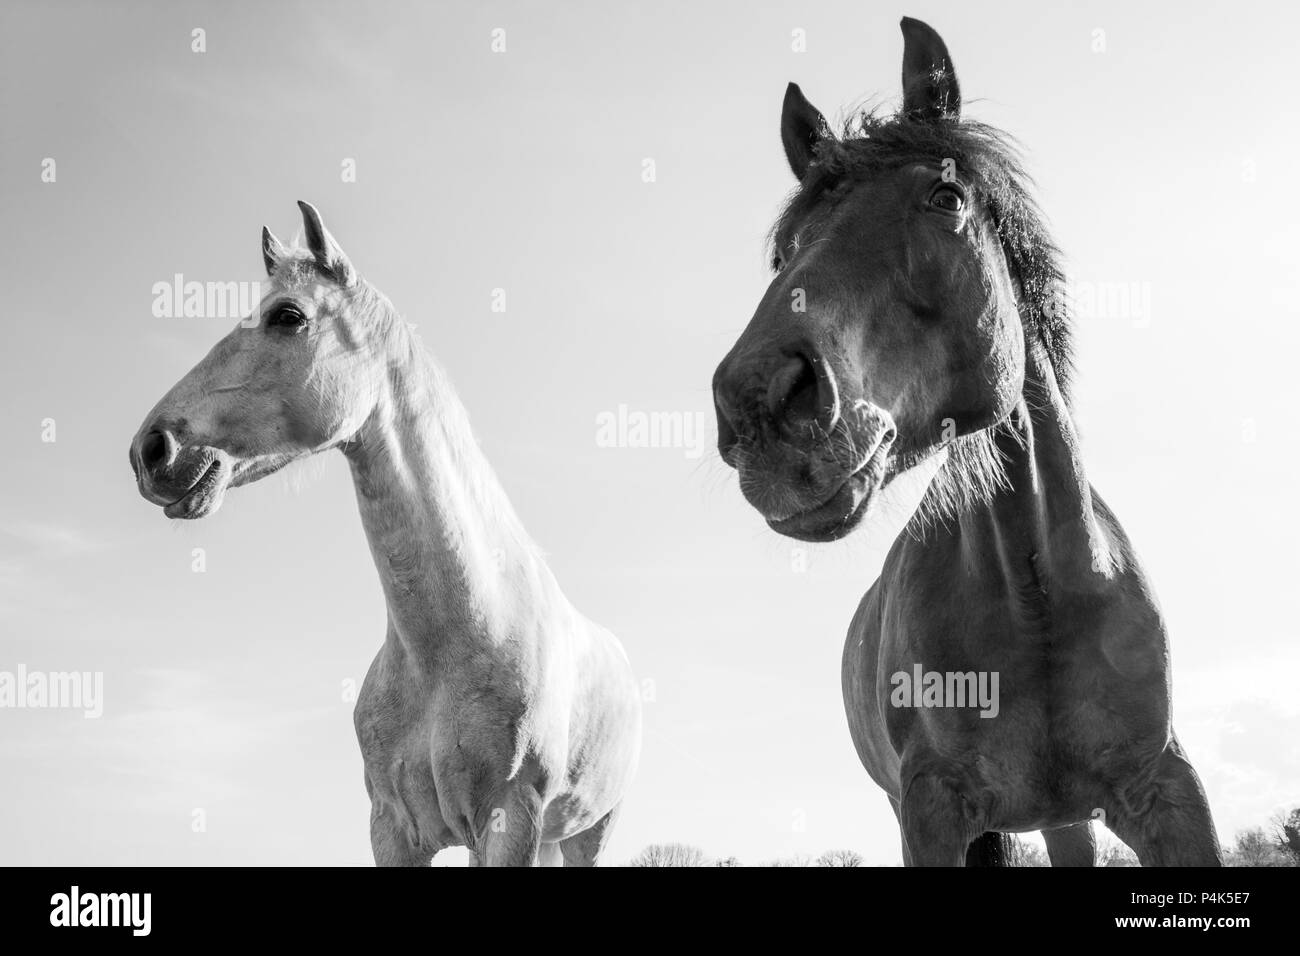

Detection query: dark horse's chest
xmin=847 ymin=522 xmax=1174 ymax=828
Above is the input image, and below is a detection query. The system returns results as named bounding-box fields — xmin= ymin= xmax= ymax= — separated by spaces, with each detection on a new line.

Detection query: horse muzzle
xmin=130 ymin=426 xmax=233 ymax=519
xmin=731 ymin=403 xmax=897 ymax=542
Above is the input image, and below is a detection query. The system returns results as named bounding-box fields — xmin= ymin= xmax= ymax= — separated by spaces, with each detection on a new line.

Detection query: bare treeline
xmin=626 ymin=808 xmax=1300 ymax=867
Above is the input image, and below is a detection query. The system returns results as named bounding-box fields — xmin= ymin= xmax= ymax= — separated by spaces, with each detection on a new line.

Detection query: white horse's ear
xmin=262 ymin=226 xmax=288 ymax=277
xmin=297 ymin=200 xmax=357 ymax=287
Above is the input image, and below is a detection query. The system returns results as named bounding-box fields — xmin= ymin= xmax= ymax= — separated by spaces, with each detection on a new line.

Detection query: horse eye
xmin=929 ymin=186 xmax=964 ymax=212
xmin=266 ymin=306 xmax=306 ymax=330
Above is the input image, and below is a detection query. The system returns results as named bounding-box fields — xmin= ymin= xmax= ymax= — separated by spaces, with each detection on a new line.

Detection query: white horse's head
xmin=130 ymin=201 xmax=396 ymax=518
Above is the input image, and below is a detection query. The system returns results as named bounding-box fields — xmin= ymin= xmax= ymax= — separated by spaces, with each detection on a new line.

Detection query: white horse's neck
xmin=343 ymin=324 xmax=541 ymax=664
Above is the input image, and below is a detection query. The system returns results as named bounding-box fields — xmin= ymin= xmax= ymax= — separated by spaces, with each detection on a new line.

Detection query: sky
xmin=1 ymin=0 xmax=1297 ymax=866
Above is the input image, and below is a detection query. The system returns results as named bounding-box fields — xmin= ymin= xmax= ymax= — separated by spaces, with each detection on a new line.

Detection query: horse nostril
xmin=779 ymin=357 xmax=817 ymax=420
xmin=768 ymin=352 xmax=838 ymax=433
xmin=139 ymin=429 xmax=172 ymax=475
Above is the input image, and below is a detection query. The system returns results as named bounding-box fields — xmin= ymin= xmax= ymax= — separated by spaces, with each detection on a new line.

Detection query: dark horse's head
xmin=713 ymin=17 xmax=1070 ymax=542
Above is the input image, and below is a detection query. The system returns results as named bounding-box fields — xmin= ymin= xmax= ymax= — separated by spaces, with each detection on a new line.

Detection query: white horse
xmin=130 ymin=202 xmax=641 ymax=865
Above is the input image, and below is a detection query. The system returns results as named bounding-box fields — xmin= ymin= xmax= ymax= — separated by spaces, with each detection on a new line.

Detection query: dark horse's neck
xmin=952 ymin=342 xmax=1119 ymax=616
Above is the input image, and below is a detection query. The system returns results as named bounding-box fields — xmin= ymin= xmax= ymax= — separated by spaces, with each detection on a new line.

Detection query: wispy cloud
xmin=1175 ymin=650 xmax=1300 ymax=839
xmin=2 ymin=522 xmax=106 ymax=558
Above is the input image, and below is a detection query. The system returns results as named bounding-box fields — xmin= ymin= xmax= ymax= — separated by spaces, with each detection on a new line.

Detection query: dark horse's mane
xmin=770 ymin=109 xmax=1075 ymax=532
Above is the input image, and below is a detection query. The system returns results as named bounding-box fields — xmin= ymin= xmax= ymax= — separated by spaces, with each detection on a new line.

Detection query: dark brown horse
xmin=712 ymin=17 xmax=1220 ymax=866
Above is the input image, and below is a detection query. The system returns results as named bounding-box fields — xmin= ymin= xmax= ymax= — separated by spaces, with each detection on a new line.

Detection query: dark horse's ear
xmin=297 ymin=200 xmax=358 ymax=288
xmin=781 ymin=82 xmax=828 ymax=180
xmin=900 ymin=16 xmax=960 ymax=121
xmin=261 ymin=226 xmax=288 ymax=277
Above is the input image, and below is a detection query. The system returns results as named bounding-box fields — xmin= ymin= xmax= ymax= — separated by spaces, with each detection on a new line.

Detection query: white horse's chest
xmin=352 ymin=640 xmax=571 ymax=847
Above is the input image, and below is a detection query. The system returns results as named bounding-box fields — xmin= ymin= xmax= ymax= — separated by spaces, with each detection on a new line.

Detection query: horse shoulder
xmin=842 ymin=575 xmax=902 ymax=794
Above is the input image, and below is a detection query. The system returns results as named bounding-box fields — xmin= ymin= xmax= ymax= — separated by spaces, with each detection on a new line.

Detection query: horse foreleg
xmin=478 ymin=785 xmax=546 ymax=867
xmin=559 ymin=802 xmax=623 ymax=867
xmin=536 ymin=841 xmax=565 ymax=866
xmin=1106 ymin=739 xmax=1222 ymax=866
xmin=1043 ymin=822 xmax=1096 ymax=866
xmin=369 ymin=801 xmax=434 ymax=867
xmin=888 ymin=795 xmax=915 ymax=866
xmin=898 ymin=773 xmax=977 ymax=866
